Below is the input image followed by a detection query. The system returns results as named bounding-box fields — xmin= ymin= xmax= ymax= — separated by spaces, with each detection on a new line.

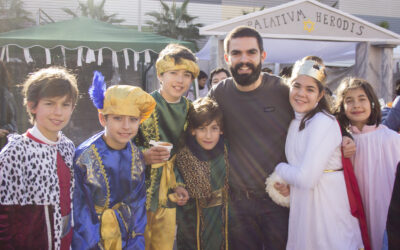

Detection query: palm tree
xmin=62 ymin=0 xmax=124 ymax=24
xmin=0 ymin=0 xmax=34 ymax=33
xmin=146 ymin=0 xmax=203 ymax=50
xmin=242 ymin=6 xmax=266 ymax=15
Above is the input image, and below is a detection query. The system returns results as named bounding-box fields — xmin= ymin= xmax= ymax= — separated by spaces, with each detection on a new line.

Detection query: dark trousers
xmin=229 ymin=195 xmax=289 ymax=250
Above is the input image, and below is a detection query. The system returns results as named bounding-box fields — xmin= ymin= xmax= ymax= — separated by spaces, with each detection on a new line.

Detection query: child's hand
xmin=342 ymin=136 xmax=356 ymax=158
xmin=274 ymin=182 xmax=290 ymax=197
xmin=143 ymin=146 xmax=171 ymax=165
xmin=174 ymin=186 xmax=189 ymax=206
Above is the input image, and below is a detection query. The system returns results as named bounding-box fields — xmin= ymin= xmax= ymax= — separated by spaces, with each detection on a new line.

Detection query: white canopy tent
xmin=199 ymin=0 xmax=400 ymax=101
xmin=197 ymin=37 xmax=356 ymax=65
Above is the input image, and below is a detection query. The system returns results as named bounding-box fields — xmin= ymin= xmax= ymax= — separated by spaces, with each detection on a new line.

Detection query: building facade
xmin=20 ymin=0 xmax=400 ymax=35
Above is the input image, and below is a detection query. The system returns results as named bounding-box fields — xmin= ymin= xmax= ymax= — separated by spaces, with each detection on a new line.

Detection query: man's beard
xmin=230 ymin=62 xmax=262 ymax=87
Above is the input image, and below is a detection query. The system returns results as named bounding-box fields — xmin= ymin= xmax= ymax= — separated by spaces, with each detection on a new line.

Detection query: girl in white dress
xmin=267 ymin=56 xmax=364 ymax=250
xmin=335 ymin=78 xmax=400 ymax=250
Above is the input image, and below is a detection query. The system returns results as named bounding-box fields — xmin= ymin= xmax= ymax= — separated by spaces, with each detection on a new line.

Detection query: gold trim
xmin=116 ymin=209 xmax=129 ymax=234
xmin=130 ymin=141 xmax=143 ymax=181
xmin=144 ymin=110 xmax=160 ymax=210
xmin=198 ymin=189 xmax=224 ymax=208
xmin=92 ymin=144 xmax=111 ymax=210
xmin=196 ymin=199 xmax=201 ymax=250
xmin=183 ymin=98 xmax=190 ymax=132
xmin=324 ymin=168 xmax=343 ymax=173
xmin=92 ymin=142 xmax=141 ymax=242
xmin=224 ymin=145 xmax=229 ymax=250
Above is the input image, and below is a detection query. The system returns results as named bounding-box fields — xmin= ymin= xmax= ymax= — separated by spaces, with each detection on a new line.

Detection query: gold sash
xmin=100 ymin=208 xmax=122 ymax=250
xmin=151 ymin=155 xmax=177 ymax=206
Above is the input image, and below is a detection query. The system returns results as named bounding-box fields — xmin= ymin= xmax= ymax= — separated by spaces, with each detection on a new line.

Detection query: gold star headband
xmin=292 ymin=60 xmax=326 ymax=85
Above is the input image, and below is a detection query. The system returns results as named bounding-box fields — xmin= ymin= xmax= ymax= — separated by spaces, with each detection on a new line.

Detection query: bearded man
xmin=208 ymin=26 xmax=293 ymax=250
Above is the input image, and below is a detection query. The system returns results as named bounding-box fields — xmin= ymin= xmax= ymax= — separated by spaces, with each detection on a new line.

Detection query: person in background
xmin=261 ymin=67 xmax=273 ymax=74
xmin=209 ymin=68 xmax=230 ymax=88
xmin=0 ymin=61 xmax=17 ymax=150
xmin=279 ymin=65 xmax=293 ymax=80
xmin=382 ymin=80 xmax=400 ymax=132
xmin=386 ymin=162 xmax=400 ymax=250
xmin=187 ymin=70 xmax=209 ymax=101
xmin=0 ymin=67 xmax=79 ymax=249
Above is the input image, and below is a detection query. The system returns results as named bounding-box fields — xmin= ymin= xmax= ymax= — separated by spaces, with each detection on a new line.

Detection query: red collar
xmin=26 ymin=131 xmax=48 ymax=145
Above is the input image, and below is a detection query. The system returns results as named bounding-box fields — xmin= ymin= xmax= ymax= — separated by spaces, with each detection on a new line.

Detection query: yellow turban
xmin=156 ymin=56 xmax=200 ymax=79
xmin=100 ymin=85 xmax=156 ymax=123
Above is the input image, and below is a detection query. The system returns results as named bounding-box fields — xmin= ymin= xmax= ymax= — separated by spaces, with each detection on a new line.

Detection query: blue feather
xmin=89 ymin=71 xmax=106 ymax=109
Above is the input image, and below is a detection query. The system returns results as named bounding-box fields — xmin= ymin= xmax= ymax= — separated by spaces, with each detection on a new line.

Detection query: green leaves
xmin=62 ymin=0 xmax=125 ymax=24
xmin=0 ymin=0 xmax=34 ymax=33
xmin=146 ymin=0 xmax=203 ymax=51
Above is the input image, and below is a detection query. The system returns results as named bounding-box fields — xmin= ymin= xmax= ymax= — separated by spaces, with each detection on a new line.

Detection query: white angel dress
xmin=275 ymin=112 xmax=363 ymax=250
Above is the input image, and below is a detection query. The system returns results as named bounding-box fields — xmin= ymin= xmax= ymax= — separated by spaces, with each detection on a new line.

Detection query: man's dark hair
xmin=224 ymin=26 xmax=264 ymax=53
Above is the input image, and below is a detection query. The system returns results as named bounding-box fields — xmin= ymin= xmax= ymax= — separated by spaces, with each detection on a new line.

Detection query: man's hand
xmin=342 ymin=136 xmax=356 ymax=158
xmin=143 ymin=146 xmax=170 ymax=165
xmin=174 ymin=186 xmax=189 ymax=206
xmin=274 ymin=182 xmax=290 ymax=197
xmin=0 ymin=129 xmax=9 ymax=138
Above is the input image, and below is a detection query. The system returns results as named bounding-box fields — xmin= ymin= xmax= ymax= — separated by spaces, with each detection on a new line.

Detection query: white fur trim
xmin=265 ymin=172 xmax=290 ymax=207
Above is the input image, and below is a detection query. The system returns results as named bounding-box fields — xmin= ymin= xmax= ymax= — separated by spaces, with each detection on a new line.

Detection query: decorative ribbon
xmin=144 ymin=50 xmax=151 ymax=64
xmin=112 ymin=51 xmax=119 ymax=68
xmin=45 ymin=48 xmax=51 ymax=64
xmin=86 ymin=48 xmax=96 ymax=64
xmin=151 ymin=155 xmax=177 ymax=206
xmin=0 ymin=46 xmax=5 ymax=61
xmin=98 ymin=48 xmax=103 ymax=66
xmin=61 ymin=47 xmax=66 ymax=67
xmin=23 ymin=48 xmax=33 ymax=63
xmin=5 ymin=45 xmax=9 ymax=62
xmin=77 ymin=47 xmax=83 ymax=66
xmin=134 ymin=52 xmax=139 ymax=71
xmin=124 ymin=49 xmax=130 ymax=69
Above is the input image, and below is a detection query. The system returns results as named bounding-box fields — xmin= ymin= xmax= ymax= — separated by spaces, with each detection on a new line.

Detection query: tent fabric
xmin=0 ymin=17 xmax=195 ymax=52
xmin=196 ymin=37 xmax=357 ymax=66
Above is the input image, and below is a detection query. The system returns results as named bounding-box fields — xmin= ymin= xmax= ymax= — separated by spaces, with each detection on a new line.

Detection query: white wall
xmin=339 ymin=0 xmax=400 ymax=18
xmin=21 ymin=0 xmax=268 ymax=26
xmin=24 ymin=0 xmax=78 ymax=22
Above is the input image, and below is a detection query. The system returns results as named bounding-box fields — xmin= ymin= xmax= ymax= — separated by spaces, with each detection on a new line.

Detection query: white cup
xmin=149 ymin=140 xmax=173 ymax=153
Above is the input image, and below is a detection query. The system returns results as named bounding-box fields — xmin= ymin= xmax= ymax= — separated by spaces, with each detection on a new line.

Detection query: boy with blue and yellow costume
xmin=135 ymin=43 xmax=199 ymax=250
xmin=72 ymin=72 xmax=156 ymax=250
